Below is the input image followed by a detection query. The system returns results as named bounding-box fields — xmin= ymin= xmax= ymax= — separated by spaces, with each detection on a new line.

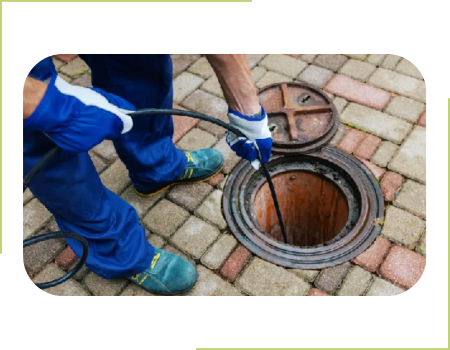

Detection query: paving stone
xmin=366 ymin=54 xmax=386 ymax=66
xmin=354 ymin=134 xmax=382 ymax=159
xmin=23 ymin=188 xmax=33 ymax=204
xmin=121 ymin=186 xmax=165 ymax=218
xmin=314 ymin=262 xmax=351 ymax=294
xmin=352 ymin=236 xmax=391 ymax=273
xmin=34 ymin=264 xmax=89 ymax=296
xmin=251 ymin=66 xmax=267 ymax=83
xmin=339 ymin=59 xmax=376 ymax=81
xmin=52 ymin=56 xmax=65 ymax=70
xmin=201 ymin=75 xmax=223 ymax=98
xmin=172 ymin=112 xmax=200 ymax=143
xmin=176 ymin=128 xmax=217 ymax=152
xmin=256 ymin=71 xmax=292 ymax=89
xmin=337 ymin=266 xmax=372 ymax=296
xmin=170 ymin=216 xmax=220 ymax=259
xmin=214 ymin=137 xmax=241 ymax=174
xmin=171 ymin=54 xmax=201 ymax=76
xmin=173 ymin=72 xmax=204 ymax=103
xmin=417 ymin=109 xmax=426 ymax=127
xmin=167 ymin=182 xmax=213 ymax=211
xmin=394 ymin=180 xmax=426 ymax=218
xmin=147 ymin=233 xmax=165 ymax=249
xmin=100 ymin=160 xmax=130 ymax=194
xmin=187 ymin=57 xmax=215 ymax=79
xmin=208 ymin=173 xmax=224 ymax=187
xmin=220 ymin=246 xmax=252 ymax=282
xmin=188 ymin=265 xmax=242 ymax=296
xmin=163 ymin=244 xmax=195 ymax=266
xmin=384 ymin=96 xmax=425 ymax=123
xmin=143 ymin=199 xmax=189 ymax=238
xmin=219 ymin=176 xmax=228 ymax=191
xmin=366 ymin=277 xmax=404 ymax=296
xmin=371 ymin=141 xmax=399 ymax=168
xmin=195 ymin=190 xmax=227 ymax=230
xmin=289 ymin=269 xmax=320 ymax=283
xmin=415 ymin=231 xmax=426 ymax=255
xmin=71 ymin=74 xmax=92 ymax=87
xmin=54 ymin=54 xmax=77 ymax=63
xmin=395 ymin=58 xmax=423 ymax=80
xmin=181 ymin=90 xmax=228 ymax=137
xmin=369 ymin=68 xmax=426 ymax=103
xmin=379 ymin=245 xmax=425 ymax=289
xmin=23 ymin=199 xmax=52 ymax=239
xmin=59 ymin=56 xmax=90 ymax=78
xmin=381 ymin=55 xmax=402 ymax=70
xmin=55 ymin=246 xmax=78 ymax=270
xmin=314 ymin=54 xmax=348 ymax=72
xmin=285 ymin=54 xmax=301 ymax=58
xmin=92 ymin=140 xmax=117 ymax=162
xmin=84 ymin=273 xmax=128 ymax=296
xmin=58 ymin=73 xmax=72 ymax=83
xmin=259 ymin=54 xmax=307 ymax=78
xmin=236 ymin=258 xmax=311 ymax=296
xmin=380 ymin=171 xmax=404 ymax=202
xmin=345 ymin=54 xmax=367 ymax=60
xmin=300 ymin=54 xmax=317 ymax=63
xmin=389 ymin=126 xmax=426 ymax=183
xmin=307 ymin=288 xmax=329 ymax=296
xmin=333 ymin=97 xmax=348 ymax=115
xmin=358 ymin=158 xmax=386 ymax=180
xmin=340 ymin=103 xmax=412 ymax=144
xmin=324 ymin=75 xmax=391 ymax=111
xmin=328 ymin=123 xmax=348 ymax=147
xmin=120 ymin=283 xmax=155 ymax=296
xmin=297 ymin=65 xmax=334 ymax=88
xmin=89 ymin=151 xmax=107 ymax=173
xmin=201 ymin=234 xmax=237 ymax=270
xmin=337 ymin=129 xmax=365 ymax=154
xmin=382 ymin=206 xmax=425 ymax=248
xmin=247 ymin=54 xmax=266 ymax=69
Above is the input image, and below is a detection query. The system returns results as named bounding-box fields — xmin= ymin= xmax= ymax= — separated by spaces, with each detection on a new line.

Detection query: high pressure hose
xmin=23 ymin=108 xmax=287 ymax=289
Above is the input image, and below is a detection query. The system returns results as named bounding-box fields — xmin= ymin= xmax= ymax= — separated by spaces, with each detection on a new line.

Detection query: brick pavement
xmin=24 ymin=54 xmax=426 ymax=296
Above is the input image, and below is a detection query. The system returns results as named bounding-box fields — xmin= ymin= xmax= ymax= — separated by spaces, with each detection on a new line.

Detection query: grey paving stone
xmin=381 ymin=54 xmax=402 ymax=70
xmin=314 ymin=262 xmax=351 ymax=294
xmin=23 ymin=199 xmax=52 ymax=240
xmin=336 ymin=266 xmax=372 ymax=296
xmin=339 ymin=59 xmax=376 ymax=81
xmin=23 ymin=188 xmax=33 ymax=204
xmin=173 ymin=72 xmax=204 ymax=103
xmin=389 ymin=126 xmax=426 ymax=183
xmin=382 ymin=206 xmax=425 ymax=248
xmin=72 ymin=264 xmax=91 ymax=281
xmin=59 ymin=56 xmax=90 ymax=78
xmin=181 ymin=90 xmax=228 ymax=138
xmin=340 ymin=103 xmax=412 ymax=144
xmin=251 ymin=66 xmax=267 ymax=83
xmin=201 ymin=75 xmax=223 ymax=98
xmin=394 ymin=180 xmax=426 ymax=218
xmin=345 ymin=54 xmax=367 ymax=60
xmin=195 ymin=190 xmax=227 ymax=230
xmin=384 ymin=96 xmax=425 ymax=123
xmin=415 ymin=231 xmax=426 ymax=255
xmin=176 ymin=128 xmax=217 ymax=152
xmin=369 ymin=68 xmax=426 ymax=103
xmin=395 ymin=58 xmax=423 ymax=80
xmin=297 ymin=65 xmax=334 ymax=88
xmin=201 ymin=234 xmax=237 ymax=269
xmin=93 ymin=140 xmax=118 ymax=162
xmin=72 ymin=73 xmax=93 ymax=87
xmin=58 ymin=73 xmax=72 ymax=83
xmin=187 ymin=265 xmax=242 ymax=296
xmin=236 ymin=258 xmax=311 ymax=296
xmin=314 ymin=54 xmax=348 ymax=72
xmin=100 ymin=160 xmax=131 ymax=194
xmin=89 ymin=150 xmax=107 ymax=173
xmin=168 ymin=182 xmax=213 ymax=211
xmin=121 ymin=186 xmax=165 ymax=218
xmin=120 ymin=283 xmax=155 ymax=296
xmin=83 ymin=272 xmax=128 ymax=296
xmin=299 ymin=54 xmax=317 ymax=63
xmin=170 ymin=216 xmax=220 ymax=259
xmin=214 ymin=137 xmax=242 ymax=174
xmin=34 ymin=264 xmax=89 ymax=296
xmin=256 ymin=71 xmax=292 ymax=89
xmin=187 ymin=57 xmax=215 ymax=79
xmin=259 ymin=54 xmax=307 ymax=78
xmin=366 ymin=277 xmax=404 ymax=296
xmin=171 ymin=54 xmax=201 ymax=77
xmin=52 ymin=56 xmax=65 ymax=70
xmin=333 ymin=97 xmax=349 ymax=115
xmin=328 ymin=123 xmax=348 ymax=147
xmin=147 ymin=233 xmax=165 ymax=249
xmin=289 ymin=269 xmax=320 ymax=283
xmin=247 ymin=54 xmax=266 ymax=69
xmin=366 ymin=54 xmax=386 ymax=66
xmin=142 ymin=199 xmax=190 ymax=238
xmin=371 ymin=141 xmax=399 ymax=168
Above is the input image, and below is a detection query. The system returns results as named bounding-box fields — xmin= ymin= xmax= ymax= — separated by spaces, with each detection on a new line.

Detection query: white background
xmin=2 ymin=0 xmax=448 ymax=349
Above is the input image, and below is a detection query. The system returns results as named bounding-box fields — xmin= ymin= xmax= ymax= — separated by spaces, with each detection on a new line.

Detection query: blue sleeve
xmin=28 ymin=56 xmax=56 ymax=81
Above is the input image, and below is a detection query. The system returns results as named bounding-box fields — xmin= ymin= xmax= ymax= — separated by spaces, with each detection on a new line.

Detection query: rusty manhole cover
xmin=258 ymin=82 xmax=338 ymax=154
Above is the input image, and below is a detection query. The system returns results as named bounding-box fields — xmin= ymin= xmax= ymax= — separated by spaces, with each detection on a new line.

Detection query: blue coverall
xmin=24 ymin=55 xmax=188 ymax=279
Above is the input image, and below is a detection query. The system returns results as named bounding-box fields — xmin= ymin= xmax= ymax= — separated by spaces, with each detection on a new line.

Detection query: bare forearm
xmin=205 ymin=55 xmax=260 ymax=115
xmin=23 ymin=77 xmax=47 ymax=119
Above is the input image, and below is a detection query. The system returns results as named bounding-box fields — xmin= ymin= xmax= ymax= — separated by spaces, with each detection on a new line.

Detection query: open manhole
xmin=223 ymin=82 xmax=384 ymax=269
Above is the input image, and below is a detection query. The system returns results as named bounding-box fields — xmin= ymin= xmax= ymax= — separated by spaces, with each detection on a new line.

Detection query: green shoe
xmin=136 ymin=148 xmax=224 ymax=196
xmin=128 ymin=248 xmax=199 ymax=296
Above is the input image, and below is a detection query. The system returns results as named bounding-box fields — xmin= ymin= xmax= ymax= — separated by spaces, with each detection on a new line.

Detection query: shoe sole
xmin=146 ymin=277 xmax=200 ymax=296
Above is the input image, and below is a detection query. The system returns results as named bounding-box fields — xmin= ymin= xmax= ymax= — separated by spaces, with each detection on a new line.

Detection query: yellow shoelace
xmin=151 ymin=253 xmax=161 ymax=269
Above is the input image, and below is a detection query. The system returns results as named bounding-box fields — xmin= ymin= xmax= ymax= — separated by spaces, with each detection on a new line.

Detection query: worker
xmin=23 ymin=55 xmax=272 ymax=295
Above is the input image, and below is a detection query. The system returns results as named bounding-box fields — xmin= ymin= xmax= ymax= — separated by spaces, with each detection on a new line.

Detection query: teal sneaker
xmin=136 ymin=148 xmax=224 ymax=196
xmin=128 ymin=248 xmax=199 ymax=295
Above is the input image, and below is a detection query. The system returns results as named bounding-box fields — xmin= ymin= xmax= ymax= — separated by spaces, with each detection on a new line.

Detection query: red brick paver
xmin=307 ymin=288 xmax=329 ymax=296
xmin=357 ymin=157 xmax=386 ymax=180
xmin=55 ymin=246 xmax=78 ymax=270
xmin=417 ymin=109 xmax=426 ymax=127
xmin=54 ymin=54 xmax=78 ymax=63
xmin=379 ymin=245 xmax=426 ymax=290
xmin=285 ymin=54 xmax=301 ymax=58
xmin=219 ymin=246 xmax=252 ymax=282
xmin=354 ymin=134 xmax=382 ymax=159
xmin=324 ymin=74 xmax=391 ymax=110
xmin=208 ymin=173 xmax=224 ymax=186
xmin=337 ymin=129 xmax=365 ymax=154
xmin=380 ymin=172 xmax=404 ymax=202
xmin=352 ymin=237 xmax=391 ymax=272
xmin=172 ymin=104 xmax=199 ymax=143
